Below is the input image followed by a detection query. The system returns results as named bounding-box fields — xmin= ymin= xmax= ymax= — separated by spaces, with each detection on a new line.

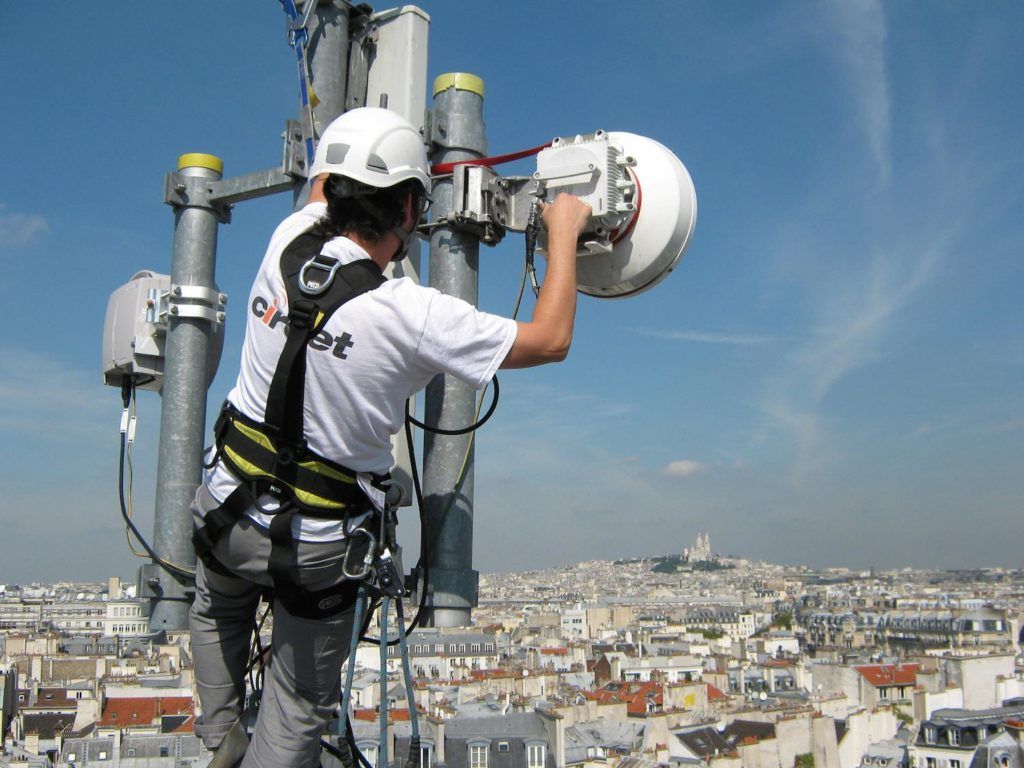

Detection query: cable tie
xmin=120 ymin=408 xmax=130 ymax=435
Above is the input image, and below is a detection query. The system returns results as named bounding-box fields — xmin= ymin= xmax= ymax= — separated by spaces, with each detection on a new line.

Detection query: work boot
xmin=207 ymin=718 xmax=250 ymax=768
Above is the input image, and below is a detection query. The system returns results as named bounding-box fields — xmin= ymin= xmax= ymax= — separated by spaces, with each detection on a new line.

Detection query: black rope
xmin=525 ymin=199 xmax=542 ymax=297
xmin=247 ymin=603 xmax=272 ymax=693
xmin=405 ymin=376 xmax=500 ymax=436
xmin=117 ymin=380 xmax=194 ymax=580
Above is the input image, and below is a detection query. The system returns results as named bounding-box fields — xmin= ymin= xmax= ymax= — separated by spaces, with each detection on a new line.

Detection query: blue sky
xmin=1 ymin=2 xmax=1021 ymax=583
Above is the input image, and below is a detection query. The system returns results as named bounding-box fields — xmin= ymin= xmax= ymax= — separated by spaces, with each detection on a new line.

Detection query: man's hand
xmin=501 ymin=193 xmax=592 ymax=369
xmin=541 ymin=193 xmax=593 ymax=247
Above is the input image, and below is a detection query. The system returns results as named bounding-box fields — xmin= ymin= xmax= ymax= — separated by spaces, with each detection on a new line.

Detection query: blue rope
xmin=379 ymin=598 xmax=390 ymax=768
xmin=279 ymin=0 xmax=317 ymax=169
xmin=395 ymin=597 xmax=420 ymax=742
xmin=340 ymin=584 xmax=368 ymax=734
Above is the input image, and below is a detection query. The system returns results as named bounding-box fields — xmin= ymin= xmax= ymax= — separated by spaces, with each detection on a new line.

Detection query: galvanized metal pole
xmin=146 ymin=3 xmax=355 ymax=633
xmin=149 ymin=154 xmax=224 ymax=632
xmin=307 ymin=1 xmax=349 ymax=135
xmin=423 ymin=73 xmax=487 ymax=627
xmin=293 ymin=0 xmax=351 ymax=207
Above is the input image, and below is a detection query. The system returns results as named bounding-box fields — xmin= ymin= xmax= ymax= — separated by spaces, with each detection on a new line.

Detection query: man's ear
xmin=309 ymin=174 xmax=329 ymax=203
xmin=403 ymin=192 xmax=417 ymax=230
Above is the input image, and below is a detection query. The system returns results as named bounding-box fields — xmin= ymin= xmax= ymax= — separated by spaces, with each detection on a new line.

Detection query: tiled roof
xmin=469 ymin=669 xmax=514 ymax=681
xmin=161 ymin=713 xmax=197 ymax=734
xmin=583 ymin=682 xmax=663 ymax=716
xmin=723 ymin=719 xmax=776 ymax=745
xmin=37 ymin=688 xmax=79 ymax=709
xmin=445 ymin=711 xmax=549 ymax=739
xmin=854 ymin=664 xmax=919 ymax=687
xmin=706 ymin=683 xmax=729 ymax=702
xmin=98 ymin=696 xmax=193 ymax=728
xmin=21 ymin=712 xmax=73 ymax=739
xmin=676 ymin=726 xmax=730 ymax=758
xmin=20 ymin=687 xmax=78 ymax=710
xmin=354 ymin=708 xmax=412 ymax=721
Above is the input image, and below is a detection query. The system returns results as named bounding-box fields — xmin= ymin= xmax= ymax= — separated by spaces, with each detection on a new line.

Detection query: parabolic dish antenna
xmin=535 ymin=131 xmax=697 ymax=298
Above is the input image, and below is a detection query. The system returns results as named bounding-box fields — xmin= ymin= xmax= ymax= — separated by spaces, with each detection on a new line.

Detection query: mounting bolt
xmin=174 ymin=182 xmax=186 ymax=193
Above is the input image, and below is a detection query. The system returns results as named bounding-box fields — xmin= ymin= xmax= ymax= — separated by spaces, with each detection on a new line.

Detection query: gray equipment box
xmin=102 ymin=270 xmax=224 ymax=391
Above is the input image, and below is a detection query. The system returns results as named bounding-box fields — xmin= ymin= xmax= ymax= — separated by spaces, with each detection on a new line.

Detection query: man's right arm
xmin=501 ymin=193 xmax=592 ymax=369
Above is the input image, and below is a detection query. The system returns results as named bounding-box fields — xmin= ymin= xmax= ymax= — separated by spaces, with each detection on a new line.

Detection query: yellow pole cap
xmin=433 ymin=73 xmax=485 ymax=99
xmin=177 ymin=153 xmax=224 ymax=174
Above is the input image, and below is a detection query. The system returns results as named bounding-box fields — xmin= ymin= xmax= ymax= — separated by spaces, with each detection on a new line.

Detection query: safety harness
xmin=193 ymin=230 xmax=387 ymax=610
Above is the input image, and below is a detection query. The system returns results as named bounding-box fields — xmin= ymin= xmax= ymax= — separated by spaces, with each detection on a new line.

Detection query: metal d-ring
xmin=298 ymin=254 xmax=341 ymax=296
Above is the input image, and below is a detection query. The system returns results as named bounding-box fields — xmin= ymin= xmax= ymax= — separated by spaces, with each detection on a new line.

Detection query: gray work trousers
xmin=190 ymin=495 xmax=365 ymax=768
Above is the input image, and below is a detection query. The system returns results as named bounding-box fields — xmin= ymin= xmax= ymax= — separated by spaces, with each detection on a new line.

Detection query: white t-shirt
xmin=201 ymin=202 xmax=517 ymax=540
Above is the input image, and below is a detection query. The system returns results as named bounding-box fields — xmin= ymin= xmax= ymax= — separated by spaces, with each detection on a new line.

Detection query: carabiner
xmin=342 ymin=526 xmax=377 ymax=580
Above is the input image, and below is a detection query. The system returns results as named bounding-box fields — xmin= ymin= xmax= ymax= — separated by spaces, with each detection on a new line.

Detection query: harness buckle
xmin=287 ymin=298 xmax=317 ymax=331
xmin=213 ymin=401 xmax=234 ymax=443
xmin=276 ymin=444 xmax=299 ymax=466
xmin=298 ymin=253 xmax=342 ymax=296
xmin=274 ymin=433 xmax=308 ymax=469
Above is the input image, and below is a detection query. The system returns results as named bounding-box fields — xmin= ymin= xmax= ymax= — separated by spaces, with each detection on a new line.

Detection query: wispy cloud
xmin=0 ymin=204 xmax=48 ymax=248
xmin=760 ymin=224 xmax=952 ymax=486
xmin=913 ymin=419 xmax=958 ymax=438
xmin=664 ymin=459 xmax=707 ymax=478
xmin=826 ymin=0 xmax=892 ymax=184
xmin=801 ymin=239 xmax=943 ymax=404
xmin=0 ymin=346 xmax=115 ymax=443
xmin=635 ymin=329 xmax=782 ymax=346
xmin=0 ymin=347 xmax=151 ymax=581
xmin=983 ymin=418 xmax=1024 ymax=436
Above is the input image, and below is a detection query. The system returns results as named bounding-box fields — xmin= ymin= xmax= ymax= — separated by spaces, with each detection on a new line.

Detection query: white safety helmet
xmin=310 ymin=107 xmax=431 ymax=194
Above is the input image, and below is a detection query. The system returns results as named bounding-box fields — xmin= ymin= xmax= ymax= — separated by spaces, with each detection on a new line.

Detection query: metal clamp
xmin=425 ymin=165 xmax=518 ymax=245
xmin=138 ymin=562 xmax=194 ymax=601
xmin=282 ymin=119 xmax=308 ymax=179
xmin=163 ymin=173 xmax=233 ymax=223
xmin=164 ymin=284 xmax=227 ymax=325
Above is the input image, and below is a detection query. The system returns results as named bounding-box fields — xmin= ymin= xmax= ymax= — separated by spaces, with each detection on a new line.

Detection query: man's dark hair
xmin=316 ymin=177 xmax=423 ymax=243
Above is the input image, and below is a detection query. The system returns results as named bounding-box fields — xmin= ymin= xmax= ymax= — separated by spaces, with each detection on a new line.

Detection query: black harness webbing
xmin=265 ymin=232 xmax=386 ymax=447
xmin=194 ymin=230 xmax=387 ymax=605
xmin=213 ymin=403 xmax=370 ymax=512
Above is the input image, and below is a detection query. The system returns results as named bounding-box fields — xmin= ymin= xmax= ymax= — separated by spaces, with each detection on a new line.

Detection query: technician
xmin=188 ymin=107 xmax=591 ymax=768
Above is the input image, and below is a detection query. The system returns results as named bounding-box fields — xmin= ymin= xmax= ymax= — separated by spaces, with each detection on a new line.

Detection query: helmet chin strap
xmin=389 ymin=224 xmax=416 ymax=262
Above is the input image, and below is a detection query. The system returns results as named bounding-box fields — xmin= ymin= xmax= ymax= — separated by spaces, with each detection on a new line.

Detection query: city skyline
xmin=1 ymin=2 xmax=1021 ymax=582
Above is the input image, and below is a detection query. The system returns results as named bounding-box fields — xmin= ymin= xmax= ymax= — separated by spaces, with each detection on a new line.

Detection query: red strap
xmin=431 ymin=142 xmax=552 ymax=175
